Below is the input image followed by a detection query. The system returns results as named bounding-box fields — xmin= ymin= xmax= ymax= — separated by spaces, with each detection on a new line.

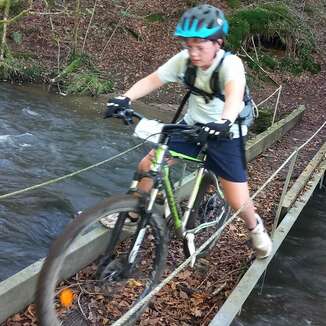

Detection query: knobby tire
xmin=36 ymin=195 xmax=168 ymax=326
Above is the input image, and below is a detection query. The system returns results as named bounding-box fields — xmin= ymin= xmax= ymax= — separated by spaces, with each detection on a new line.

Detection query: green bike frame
xmin=150 ymin=143 xmax=207 ymax=236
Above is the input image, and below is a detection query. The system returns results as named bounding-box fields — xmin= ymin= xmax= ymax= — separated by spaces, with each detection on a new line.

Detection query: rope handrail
xmin=0 ymin=143 xmax=144 ymax=200
xmin=255 ymin=86 xmax=281 ymax=108
xmin=0 ymin=69 xmax=287 ymax=201
xmin=111 ymin=120 xmax=326 ymax=326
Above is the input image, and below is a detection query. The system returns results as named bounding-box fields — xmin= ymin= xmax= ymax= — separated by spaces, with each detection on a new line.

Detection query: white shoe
xmin=250 ymin=214 xmax=273 ymax=259
xmin=99 ymin=213 xmax=120 ymax=228
xmin=99 ymin=212 xmax=138 ymax=229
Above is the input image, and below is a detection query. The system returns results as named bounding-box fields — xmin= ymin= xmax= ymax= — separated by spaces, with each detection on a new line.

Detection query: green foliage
xmin=55 ymin=53 xmax=113 ymax=96
xmin=260 ymin=54 xmax=278 ymax=70
xmin=65 ymin=71 xmax=113 ymax=96
xmin=279 ymin=55 xmax=320 ymax=75
xmin=0 ymin=0 xmax=26 ymax=14
xmin=252 ymin=108 xmax=274 ymax=134
xmin=226 ymin=0 xmax=240 ymax=9
xmin=303 ymin=5 xmax=314 ymax=15
xmin=0 ymin=55 xmax=44 ymax=82
xmin=226 ymin=18 xmax=250 ymax=48
xmin=145 ymin=13 xmax=166 ymax=23
xmin=58 ymin=53 xmax=92 ymax=80
xmin=279 ymin=57 xmax=303 ymax=74
xmin=227 ymin=2 xmax=319 ymax=74
xmin=11 ymin=31 xmax=22 ymax=44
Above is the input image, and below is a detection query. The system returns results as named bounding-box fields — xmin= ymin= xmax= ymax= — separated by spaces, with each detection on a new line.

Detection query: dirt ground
xmin=2 ymin=0 xmax=326 ymax=325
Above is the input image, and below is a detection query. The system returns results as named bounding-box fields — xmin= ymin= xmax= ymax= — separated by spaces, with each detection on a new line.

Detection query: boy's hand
xmin=202 ymin=119 xmax=232 ymax=136
xmin=104 ymin=96 xmax=131 ymax=119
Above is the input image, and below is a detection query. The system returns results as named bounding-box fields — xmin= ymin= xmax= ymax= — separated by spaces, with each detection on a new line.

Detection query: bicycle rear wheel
xmin=36 ymin=195 xmax=168 ymax=326
xmin=183 ymin=170 xmax=231 ymax=257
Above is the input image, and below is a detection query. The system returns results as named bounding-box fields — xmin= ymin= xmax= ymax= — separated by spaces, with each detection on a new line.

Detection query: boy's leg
xmin=220 ymin=178 xmax=273 ymax=259
xmin=138 ymin=150 xmax=156 ymax=193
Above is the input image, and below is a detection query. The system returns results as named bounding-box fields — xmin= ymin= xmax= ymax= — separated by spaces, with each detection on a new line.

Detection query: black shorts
xmin=167 ymin=128 xmax=247 ymax=183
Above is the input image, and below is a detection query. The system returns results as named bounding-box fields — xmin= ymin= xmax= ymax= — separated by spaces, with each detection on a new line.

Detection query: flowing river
xmin=233 ymin=189 xmax=326 ymax=326
xmin=0 ymin=83 xmax=165 ymax=281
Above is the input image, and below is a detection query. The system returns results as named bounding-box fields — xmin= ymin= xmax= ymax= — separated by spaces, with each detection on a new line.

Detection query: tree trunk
xmin=72 ymin=0 xmax=80 ymax=55
xmin=0 ymin=0 xmax=11 ymax=61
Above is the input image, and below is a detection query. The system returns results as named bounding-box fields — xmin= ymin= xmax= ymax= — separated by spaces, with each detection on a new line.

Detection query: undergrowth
xmin=0 ymin=54 xmax=44 ymax=82
xmin=227 ymin=2 xmax=320 ymax=74
xmin=53 ymin=53 xmax=114 ymax=96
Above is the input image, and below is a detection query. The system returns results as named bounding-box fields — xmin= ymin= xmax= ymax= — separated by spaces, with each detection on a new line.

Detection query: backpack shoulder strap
xmin=184 ymin=58 xmax=197 ymax=87
xmin=210 ymin=51 xmax=232 ymax=102
xmin=183 ymin=58 xmax=215 ymax=103
xmin=182 ymin=51 xmax=233 ymax=103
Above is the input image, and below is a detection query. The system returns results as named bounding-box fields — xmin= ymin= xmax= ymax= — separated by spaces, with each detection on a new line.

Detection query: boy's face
xmin=183 ymin=38 xmax=221 ymax=69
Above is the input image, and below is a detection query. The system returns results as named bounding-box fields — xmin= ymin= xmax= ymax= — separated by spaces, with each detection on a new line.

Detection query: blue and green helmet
xmin=175 ymin=4 xmax=229 ymax=40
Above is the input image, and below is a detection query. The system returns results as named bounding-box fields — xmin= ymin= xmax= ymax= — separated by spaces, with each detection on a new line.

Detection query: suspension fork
xmin=128 ymin=145 xmax=168 ymax=263
xmin=181 ymin=165 xmax=206 ymax=234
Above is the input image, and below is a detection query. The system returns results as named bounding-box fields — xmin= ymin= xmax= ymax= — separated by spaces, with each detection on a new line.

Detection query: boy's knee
xmin=138 ymin=151 xmax=155 ymax=172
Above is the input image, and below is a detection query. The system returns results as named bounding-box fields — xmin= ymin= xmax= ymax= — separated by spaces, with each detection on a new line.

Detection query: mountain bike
xmin=36 ymin=108 xmax=231 ymax=325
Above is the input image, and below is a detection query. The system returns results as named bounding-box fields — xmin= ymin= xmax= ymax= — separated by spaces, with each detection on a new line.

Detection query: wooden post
xmin=272 ymin=85 xmax=282 ymax=125
xmin=272 ymin=150 xmax=298 ymax=236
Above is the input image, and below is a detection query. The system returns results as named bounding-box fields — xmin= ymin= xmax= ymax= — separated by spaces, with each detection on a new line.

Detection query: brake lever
xmin=117 ymin=109 xmax=134 ymax=125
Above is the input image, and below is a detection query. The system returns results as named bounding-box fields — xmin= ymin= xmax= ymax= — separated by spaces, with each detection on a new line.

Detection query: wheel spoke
xmin=36 ymin=196 xmax=167 ymax=326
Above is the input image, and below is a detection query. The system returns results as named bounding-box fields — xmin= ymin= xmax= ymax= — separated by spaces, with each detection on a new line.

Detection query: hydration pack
xmin=183 ymin=51 xmax=256 ymax=127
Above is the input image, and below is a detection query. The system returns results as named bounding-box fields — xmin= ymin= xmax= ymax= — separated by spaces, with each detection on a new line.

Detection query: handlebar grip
xmin=131 ymin=110 xmax=143 ymax=121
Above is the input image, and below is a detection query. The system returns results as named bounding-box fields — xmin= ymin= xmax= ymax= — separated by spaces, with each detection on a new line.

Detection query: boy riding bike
xmin=104 ymin=4 xmax=272 ymax=259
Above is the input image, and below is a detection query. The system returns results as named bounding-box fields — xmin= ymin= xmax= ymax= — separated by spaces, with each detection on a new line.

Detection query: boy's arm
xmin=104 ymin=72 xmax=165 ymax=119
xmin=221 ymin=78 xmax=245 ymax=123
xmin=124 ymin=72 xmax=165 ymax=101
xmin=201 ymin=77 xmax=245 ymax=136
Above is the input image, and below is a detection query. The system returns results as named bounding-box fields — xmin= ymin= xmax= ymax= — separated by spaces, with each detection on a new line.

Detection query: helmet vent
xmin=189 ymin=15 xmax=196 ymax=28
xmin=207 ymin=20 xmax=215 ymax=29
xmin=181 ymin=17 xmax=187 ymax=30
xmin=197 ymin=19 xmax=204 ymax=30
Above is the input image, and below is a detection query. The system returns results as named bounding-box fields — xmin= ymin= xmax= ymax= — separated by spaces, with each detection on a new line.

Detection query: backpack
xmin=182 ymin=51 xmax=256 ymax=127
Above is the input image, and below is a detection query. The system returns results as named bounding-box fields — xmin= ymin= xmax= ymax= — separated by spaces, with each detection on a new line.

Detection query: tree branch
xmin=82 ymin=0 xmax=98 ymax=53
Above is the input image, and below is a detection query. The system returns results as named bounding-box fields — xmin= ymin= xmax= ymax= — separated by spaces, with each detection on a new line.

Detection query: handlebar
xmin=108 ymin=107 xmax=233 ymax=143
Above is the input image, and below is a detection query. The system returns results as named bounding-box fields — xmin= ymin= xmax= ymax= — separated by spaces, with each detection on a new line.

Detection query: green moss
xmin=303 ymin=5 xmax=314 ymax=15
xmin=227 ymin=2 xmax=318 ymax=74
xmin=260 ymin=54 xmax=278 ymax=70
xmin=226 ymin=18 xmax=250 ymax=49
xmin=226 ymin=0 xmax=240 ymax=9
xmin=0 ymin=55 xmax=44 ymax=82
xmin=145 ymin=13 xmax=166 ymax=23
xmin=252 ymin=108 xmax=274 ymax=134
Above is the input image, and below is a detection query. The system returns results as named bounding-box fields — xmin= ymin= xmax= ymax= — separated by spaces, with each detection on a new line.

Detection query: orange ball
xmin=59 ymin=288 xmax=74 ymax=307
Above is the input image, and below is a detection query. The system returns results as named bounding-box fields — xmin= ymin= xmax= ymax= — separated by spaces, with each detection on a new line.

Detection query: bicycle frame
xmin=128 ymin=142 xmax=210 ymax=237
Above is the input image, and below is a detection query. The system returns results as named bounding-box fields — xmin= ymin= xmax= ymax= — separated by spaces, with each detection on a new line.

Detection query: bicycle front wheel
xmin=184 ymin=170 xmax=231 ymax=257
xmin=36 ymin=195 xmax=168 ymax=326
